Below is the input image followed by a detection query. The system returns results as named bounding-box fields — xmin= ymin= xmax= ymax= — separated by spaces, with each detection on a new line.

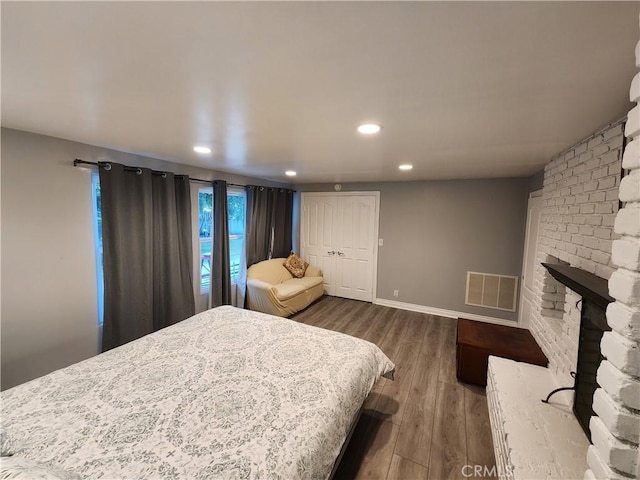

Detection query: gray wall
xmin=296 ymin=178 xmax=529 ymax=321
xmin=1 ymin=128 xmax=290 ymax=390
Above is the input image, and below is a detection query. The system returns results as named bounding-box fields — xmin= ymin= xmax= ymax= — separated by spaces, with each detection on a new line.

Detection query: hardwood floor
xmin=291 ymin=296 xmax=497 ymax=480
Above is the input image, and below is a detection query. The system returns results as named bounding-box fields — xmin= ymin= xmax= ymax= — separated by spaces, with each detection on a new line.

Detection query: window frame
xmin=198 ymin=186 xmax=214 ymax=295
xmin=227 ymin=187 xmax=246 ymax=283
xmin=91 ymin=173 xmax=104 ymax=327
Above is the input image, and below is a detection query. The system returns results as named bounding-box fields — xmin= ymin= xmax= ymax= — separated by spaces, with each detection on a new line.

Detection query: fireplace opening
xmin=542 ymin=262 xmax=614 ymax=441
xmin=574 ymin=299 xmax=611 ymax=440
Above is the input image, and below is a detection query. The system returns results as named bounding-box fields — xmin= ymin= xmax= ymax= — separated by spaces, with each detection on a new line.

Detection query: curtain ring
xmin=161 ymin=173 xmax=167 ymax=179
xmin=259 ymin=186 xmax=264 ymax=191
xmin=136 ymin=168 xmax=142 ymax=176
xmin=103 ymin=163 xmax=112 ymax=171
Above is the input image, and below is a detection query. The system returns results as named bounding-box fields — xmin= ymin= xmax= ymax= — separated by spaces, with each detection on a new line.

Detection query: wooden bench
xmin=456 ymin=318 xmax=548 ymax=386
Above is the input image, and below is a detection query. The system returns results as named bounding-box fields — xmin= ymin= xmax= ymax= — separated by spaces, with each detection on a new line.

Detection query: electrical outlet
xmin=378 ymin=238 xmax=384 ymax=247
xmin=393 ymin=290 xmax=399 ymax=297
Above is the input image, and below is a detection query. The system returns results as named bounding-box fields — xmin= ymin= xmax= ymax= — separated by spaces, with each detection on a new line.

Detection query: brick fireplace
xmin=526 ymin=33 xmax=640 ymax=480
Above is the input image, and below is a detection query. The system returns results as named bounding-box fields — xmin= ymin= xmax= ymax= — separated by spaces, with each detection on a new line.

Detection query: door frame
xmin=518 ymin=189 xmax=543 ymax=327
xmin=300 ymin=191 xmax=381 ymax=302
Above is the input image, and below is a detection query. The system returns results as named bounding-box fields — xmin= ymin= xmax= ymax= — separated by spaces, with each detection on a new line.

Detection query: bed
xmin=0 ymin=306 xmax=394 ymax=479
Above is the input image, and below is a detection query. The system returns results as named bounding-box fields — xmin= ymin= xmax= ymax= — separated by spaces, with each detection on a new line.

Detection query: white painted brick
xmin=591 ymin=191 xmax=607 ymax=203
xmin=590 ymin=417 xmax=638 ymax=477
xmin=626 ymin=105 xmax=640 ymax=139
xmin=585 ymin=157 xmax=600 ymax=171
xmin=580 ymin=259 xmax=597 ymax=274
xmin=593 ymin=144 xmax=610 ymax=157
xmin=585 ymin=236 xmax=600 ymax=249
xmin=599 ymin=239 xmax=613 ymax=253
xmin=604 ymin=123 xmax=625 ymax=142
xmin=593 ymin=166 xmax=610 ymax=180
xmin=631 ymin=72 xmax=640 ymax=103
xmin=622 ymin=138 xmax=640 ymax=170
xmin=581 ymin=204 xmax=596 ymax=214
xmin=595 ymin=228 xmax=612 ymax=240
xmin=601 ymin=149 xmax=622 ymax=166
xmin=542 ymin=308 xmax=564 ymax=319
xmin=596 ymin=264 xmax=615 ymax=280
xmin=605 ymin=190 xmax=619 ymax=202
xmin=589 ymin=135 xmax=604 ymax=149
xmin=587 ymin=446 xmax=629 ymax=480
xmin=584 ymin=181 xmax=599 ymax=192
xmin=576 ymin=143 xmax=588 ymax=155
xmin=618 ymin=170 xmax=640 ymax=202
xmin=607 ymin=301 xmax=640 ymax=341
xmin=592 ymin=388 xmax=640 ymax=444
xmin=601 ymin=330 xmax=640 ymax=378
xmin=592 ymin=251 xmax=610 ymax=266
xmin=542 ymin=293 xmax=565 ymax=302
xmin=598 ymin=360 xmax=640 ymax=418
xmin=609 ymin=269 xmax=640 ymax=306
xmin=614 ymin=205 xmax=640 ymax=237
xmin=608 ymin=163 xmax=621 ymax=176
xmin=595 ymin=203 xmax=614 ymax=215
xmin=587 ymin=216 xmax=604 ymax=226
xmin=611 ymin=237 xmax=640 ymax=270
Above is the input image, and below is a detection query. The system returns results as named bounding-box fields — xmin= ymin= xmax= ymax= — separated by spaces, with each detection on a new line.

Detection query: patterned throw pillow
xmin=283 ymin=251 xmax=308 ymax=278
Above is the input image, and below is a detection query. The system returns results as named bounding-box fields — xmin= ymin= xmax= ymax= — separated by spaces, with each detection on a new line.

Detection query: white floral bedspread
xmin=1 ymin=306 xmax=394 ymax=479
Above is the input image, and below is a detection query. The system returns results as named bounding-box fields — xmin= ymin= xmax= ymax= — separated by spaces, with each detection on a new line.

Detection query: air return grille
xmin=465 ymin=272 xmax=518 ymax=312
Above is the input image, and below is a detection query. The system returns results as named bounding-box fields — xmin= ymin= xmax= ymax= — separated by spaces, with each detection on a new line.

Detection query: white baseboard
xmin=373 ymin=298 xmax=525 ymax=329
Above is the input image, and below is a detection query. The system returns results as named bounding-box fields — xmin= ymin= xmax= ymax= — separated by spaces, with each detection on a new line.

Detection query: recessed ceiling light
xmin=285 ymin=170 xmax=297 ymax=177
xmin=357 ymin=123 xmax=382 ymax=135
xmin=399 ymin=164 xmax=413 ymax=171
xmin=193 ymin=146 xmax=212 ymax=154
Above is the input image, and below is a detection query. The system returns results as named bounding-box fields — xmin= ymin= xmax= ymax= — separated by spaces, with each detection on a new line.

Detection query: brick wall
xmin=585 ymin=33 xmax=640 ymax=480
xmin=529 ymin=118 xmax=625 ymax=387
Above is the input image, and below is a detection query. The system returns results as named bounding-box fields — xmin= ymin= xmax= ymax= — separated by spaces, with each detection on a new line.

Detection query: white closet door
xmin=301 ymin=195 xmax=337 ymax=295
xmin=334 ymin=195 xmax=376 ymax=302
xmin=301 ymin=193 xmax=379 ymax=302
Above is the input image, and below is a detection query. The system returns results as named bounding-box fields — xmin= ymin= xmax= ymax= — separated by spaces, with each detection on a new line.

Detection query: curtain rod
xmin=73 ymin=159 xmax=294 ymax=191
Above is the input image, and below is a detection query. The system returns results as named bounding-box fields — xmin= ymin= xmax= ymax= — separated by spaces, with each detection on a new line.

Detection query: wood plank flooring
xmin=291 ymin=296 xmax=497 ymax=480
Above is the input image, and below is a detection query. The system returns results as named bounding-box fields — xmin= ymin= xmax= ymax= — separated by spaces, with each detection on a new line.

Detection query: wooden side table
xmin=456 ymin=318 xmax=548 ymax=386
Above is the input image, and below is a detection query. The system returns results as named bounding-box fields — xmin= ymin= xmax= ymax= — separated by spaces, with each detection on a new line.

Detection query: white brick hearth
xmin=486 ymin=356 xmax=589 ymax=480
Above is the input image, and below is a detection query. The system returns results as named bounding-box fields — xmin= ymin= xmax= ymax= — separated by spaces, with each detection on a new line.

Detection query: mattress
xmin=1 ymin=306 xmax=394 ymax=479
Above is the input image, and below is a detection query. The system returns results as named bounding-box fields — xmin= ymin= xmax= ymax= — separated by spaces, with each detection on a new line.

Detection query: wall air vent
xmin=465 ymin=272 xmax=518 ymax=312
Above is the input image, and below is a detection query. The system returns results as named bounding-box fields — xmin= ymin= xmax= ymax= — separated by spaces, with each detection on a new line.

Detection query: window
xmin=198 ymin=187 xmax=213 ymax=294
xmin=91 ymin=173 xmax=104 ymax=327
xmin=228 ymin=188 xmax=246 ymax=281
xmin=197 ymin=186 xmax=246 ymax=293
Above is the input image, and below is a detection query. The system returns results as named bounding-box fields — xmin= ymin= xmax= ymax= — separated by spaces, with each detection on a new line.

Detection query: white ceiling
xmin=2 ymin=2 xmax=638 ymax=183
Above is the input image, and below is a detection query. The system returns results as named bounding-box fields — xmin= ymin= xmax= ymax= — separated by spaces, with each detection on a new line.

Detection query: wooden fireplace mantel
xmin=541 ymin=263 xmax=614 ymax=310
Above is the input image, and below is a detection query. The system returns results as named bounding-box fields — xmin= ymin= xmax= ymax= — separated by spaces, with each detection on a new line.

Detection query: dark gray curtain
xmin=271 ymin=189 xmax=294 ymax=258
xmin=211 ymin=180 xmax=231 ymax=307
xmin=99 ymin=162 xmax=195 ymax=351
xmin=245 ymin=186 xmax=274 ymax=267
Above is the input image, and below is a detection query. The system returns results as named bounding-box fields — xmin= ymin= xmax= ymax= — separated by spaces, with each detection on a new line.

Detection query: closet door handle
xmin=337 ymin=252 xmax=345 ymax=256
xmin=327 ymin=250 xmax=336 ymax=255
